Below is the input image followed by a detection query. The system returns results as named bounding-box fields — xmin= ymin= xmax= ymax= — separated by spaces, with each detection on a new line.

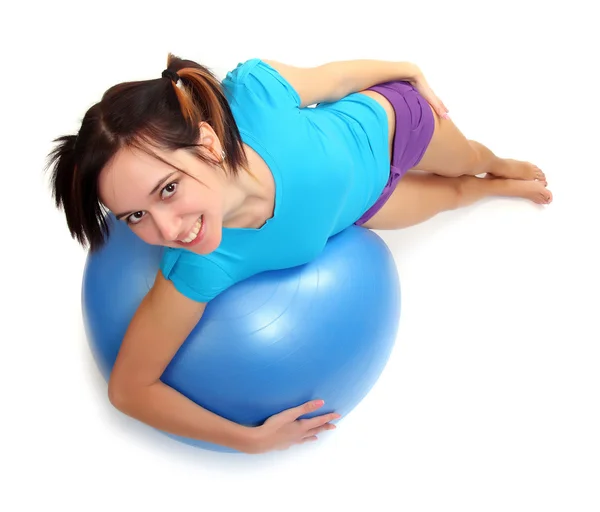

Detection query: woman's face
xmin=99 ymin=140 xmax=225 ymax=255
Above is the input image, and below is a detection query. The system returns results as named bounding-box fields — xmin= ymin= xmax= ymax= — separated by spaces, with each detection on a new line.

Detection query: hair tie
xmin=161 ymin=69 xmax=180 ymax=84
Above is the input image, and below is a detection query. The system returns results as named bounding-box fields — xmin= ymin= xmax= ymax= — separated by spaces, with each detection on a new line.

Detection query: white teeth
xmin=180 ymin=217 xmax=203 ymax=243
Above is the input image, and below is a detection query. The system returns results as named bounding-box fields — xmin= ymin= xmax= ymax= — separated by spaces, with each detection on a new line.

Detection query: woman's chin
xmin=191 ymin=221 xmax=222 ymax=255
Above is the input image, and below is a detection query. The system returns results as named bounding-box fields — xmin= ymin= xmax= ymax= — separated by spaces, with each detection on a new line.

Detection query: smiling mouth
xmin=177 ymin=216 xmax=203 ymax=244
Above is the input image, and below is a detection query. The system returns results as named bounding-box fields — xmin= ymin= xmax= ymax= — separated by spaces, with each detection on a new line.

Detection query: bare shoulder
xmin=109 ymin=270 xmax=207 ymax=392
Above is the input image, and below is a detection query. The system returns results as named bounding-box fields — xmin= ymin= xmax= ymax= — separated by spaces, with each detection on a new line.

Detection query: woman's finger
xmin=305 ymin=423 xmax=337 ymax=437
xmin=416 ymin=80 xmax=449 ymax=118
xmin=281 ymin=399 xmax=325 ymax=422
xmin=426 ymin=92 xmax=448 ymax=119
xmin=298 ymin=412 xmax=340 ymax=431
xmin=439 ymin=105 xmax=450 ymax=119
xmin=299 ymin=435 xmax=319 ymax=444
xmin=438 ymin=99 xmax=449 ymax=116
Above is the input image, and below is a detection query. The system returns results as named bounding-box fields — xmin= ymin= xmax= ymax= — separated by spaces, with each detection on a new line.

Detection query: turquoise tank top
xmin=160 ymin=59 xmax=389 ymax=302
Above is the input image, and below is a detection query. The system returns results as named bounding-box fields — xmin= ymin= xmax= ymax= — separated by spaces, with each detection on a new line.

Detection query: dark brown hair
xmin=45 ymin=53 xmax=248 ymax=252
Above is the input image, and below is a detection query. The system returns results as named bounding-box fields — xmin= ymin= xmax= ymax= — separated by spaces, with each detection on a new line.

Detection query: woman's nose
xmin=154 ymin=214 xmax=181 ymax=242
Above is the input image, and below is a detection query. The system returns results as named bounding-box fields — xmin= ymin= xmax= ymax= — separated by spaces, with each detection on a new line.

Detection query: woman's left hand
xmin=409 ymin=66 xmax=450 ymax=120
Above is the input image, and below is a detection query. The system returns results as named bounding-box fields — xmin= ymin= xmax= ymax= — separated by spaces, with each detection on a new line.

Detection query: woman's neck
xmin=221 ymin=144 xmax=275 ymax=229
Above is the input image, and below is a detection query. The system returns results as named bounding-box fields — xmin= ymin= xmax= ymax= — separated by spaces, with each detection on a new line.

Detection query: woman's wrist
xmin=402 ymin=61 xmax=422 ymax=82
xmin=232 ymin=424 xmax=264 ymax=454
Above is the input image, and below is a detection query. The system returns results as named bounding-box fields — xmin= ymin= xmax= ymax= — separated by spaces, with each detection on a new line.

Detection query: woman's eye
xmin=125 ymin=181 xmax=177 ymax=225
xmin=127 ymin=211 xmax=145 ymax=225
xmin=161 ymin=182 xmax=178 ymax=199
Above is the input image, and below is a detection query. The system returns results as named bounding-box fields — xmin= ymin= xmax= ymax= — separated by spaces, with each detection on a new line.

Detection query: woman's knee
xmin=453 ymin=175 xmax=471 ymax=209
xmin=444 ymin=141 xmax=480 ymax=176
xmin=466 ymin=141 xmax=484 ymax=173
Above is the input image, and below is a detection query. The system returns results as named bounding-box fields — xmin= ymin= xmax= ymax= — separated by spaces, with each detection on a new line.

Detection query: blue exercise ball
xmin=82 ymin=216 xmax=401 ymax=452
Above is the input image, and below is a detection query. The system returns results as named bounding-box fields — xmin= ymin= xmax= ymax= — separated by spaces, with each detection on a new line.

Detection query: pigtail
xmin=163 ymin=53 xmax=249 ymax=176
xmin=45 ymin=126 xmax=109 ymax=251
xmin=177 ymin=67 xmax=225 ymax=140
xmin=46 ymin=134 xmax=87 ymax=244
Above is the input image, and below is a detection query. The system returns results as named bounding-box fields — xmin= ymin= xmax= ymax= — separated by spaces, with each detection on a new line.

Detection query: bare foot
xmin=484 ymin=175 xmax=553 ymax=204
xmin=489 ymin=158 xmax=546 ymax=182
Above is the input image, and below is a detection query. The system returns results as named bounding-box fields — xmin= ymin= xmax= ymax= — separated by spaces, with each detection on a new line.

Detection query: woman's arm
xmin=107 ymin=270 xmax=254 ymax=452
xmin=108 ymin=270 xmax=342 ymax=453
xmin=264 ymin=59 xmax=420 ymax=106
xmin=265 ymin=58 xmax=448 ymax=118
xmin=327 ymin=59 xmax=420 ymax=97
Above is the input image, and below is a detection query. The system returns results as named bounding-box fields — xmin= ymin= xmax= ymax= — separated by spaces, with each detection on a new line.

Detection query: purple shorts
xmin=355 ymin=81 xmax=435 ymax=226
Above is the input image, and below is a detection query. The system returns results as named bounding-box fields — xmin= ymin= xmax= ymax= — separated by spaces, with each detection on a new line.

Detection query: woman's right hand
xmin=246 ymin=400 xmax=341 ymax=454
xmin=408 ymin=67 xmax=450 ymax=120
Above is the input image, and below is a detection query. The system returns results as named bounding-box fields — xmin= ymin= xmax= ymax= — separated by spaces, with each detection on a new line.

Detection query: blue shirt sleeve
xmin=159 ymin=248 xmax=234 ymax=303
xmin=223 ymin=58 xmax=301 ymax=110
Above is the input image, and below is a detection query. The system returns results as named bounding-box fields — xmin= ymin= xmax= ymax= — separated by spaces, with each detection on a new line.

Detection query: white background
xmin=1 ymin=0 xmax=599 ymax=510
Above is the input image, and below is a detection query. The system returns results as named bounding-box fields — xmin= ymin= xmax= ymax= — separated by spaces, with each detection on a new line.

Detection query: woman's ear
xmin=198 ymin=121 xmax=222 ymax=163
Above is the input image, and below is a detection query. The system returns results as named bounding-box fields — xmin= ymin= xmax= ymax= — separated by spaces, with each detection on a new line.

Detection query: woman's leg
xmin=361 ymin=171 xmax=552 ymax=231
xmin=415 ymin=105 xmax=546 ymax=181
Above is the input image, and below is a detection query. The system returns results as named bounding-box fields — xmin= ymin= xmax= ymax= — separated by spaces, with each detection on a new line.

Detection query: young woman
xmin=46 ymin=54 xmax=552 ymax=454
